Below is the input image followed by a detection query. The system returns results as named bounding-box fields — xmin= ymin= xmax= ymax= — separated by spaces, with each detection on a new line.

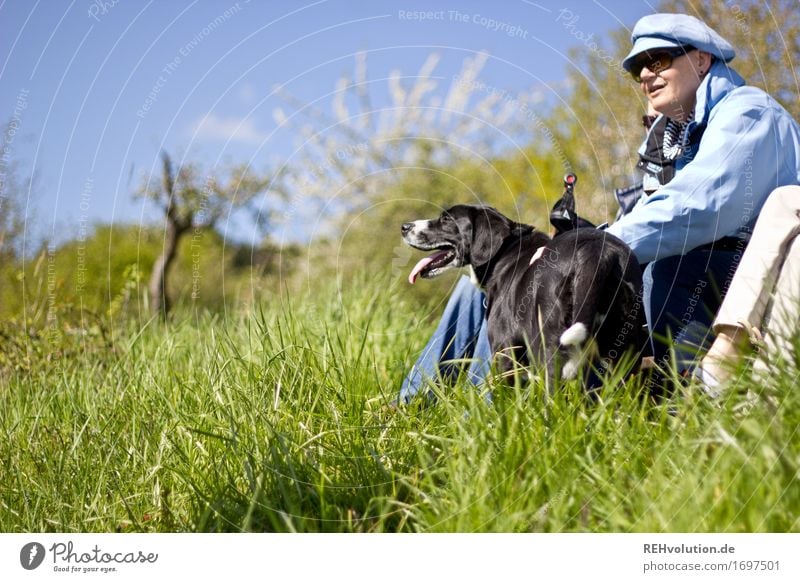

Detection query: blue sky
xmin=1 ymin=0 xmax=656 ymax=249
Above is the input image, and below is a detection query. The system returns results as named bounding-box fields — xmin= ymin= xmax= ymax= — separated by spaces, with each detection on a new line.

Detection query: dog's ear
xmin=469 ymin=206 xmax=513 ymax=266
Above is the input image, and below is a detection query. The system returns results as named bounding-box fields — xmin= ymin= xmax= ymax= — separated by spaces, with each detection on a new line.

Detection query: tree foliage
xmin=134 ymin=152 xmax=275 ymax=315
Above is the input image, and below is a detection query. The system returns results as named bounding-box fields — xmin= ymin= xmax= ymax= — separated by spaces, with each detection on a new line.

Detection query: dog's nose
xmin=401 ymin=223 xmax=414 ymax=236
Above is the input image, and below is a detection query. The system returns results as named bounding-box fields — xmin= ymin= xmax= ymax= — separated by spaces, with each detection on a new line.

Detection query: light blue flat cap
xmin=622 ymin=13 xmax=736 ymax=71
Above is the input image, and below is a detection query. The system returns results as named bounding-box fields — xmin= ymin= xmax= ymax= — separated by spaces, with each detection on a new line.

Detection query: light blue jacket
xmin=607 ymin=59 xmax=800 ymax=263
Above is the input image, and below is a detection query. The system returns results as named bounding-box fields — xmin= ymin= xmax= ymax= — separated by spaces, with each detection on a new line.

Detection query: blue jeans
xmin=643 ymin=248 xmax=741 ymax=370
xmin=399 ymin=248 xmax=741 ymax=401
xmin=399 ymin=276 xmax=490 ymax=403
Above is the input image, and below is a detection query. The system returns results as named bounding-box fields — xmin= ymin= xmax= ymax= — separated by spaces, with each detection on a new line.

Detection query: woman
xmin=399 ymin=14 xmax=800 ymax=402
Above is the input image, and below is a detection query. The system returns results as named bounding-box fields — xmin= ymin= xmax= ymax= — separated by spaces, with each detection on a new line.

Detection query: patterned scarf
xmin=662 ymin=112 xmax=694 ymax=161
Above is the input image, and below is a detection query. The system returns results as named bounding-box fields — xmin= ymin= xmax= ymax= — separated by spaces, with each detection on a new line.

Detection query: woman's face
xmin=638 ymin=50 xmax=711 ymax=121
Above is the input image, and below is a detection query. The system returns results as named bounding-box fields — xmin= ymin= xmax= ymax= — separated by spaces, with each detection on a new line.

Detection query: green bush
xmin=0 ymin=223 xmax=297 ymax=324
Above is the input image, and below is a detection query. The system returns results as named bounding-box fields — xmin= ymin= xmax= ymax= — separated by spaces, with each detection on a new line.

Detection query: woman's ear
xmin=697 ymin=51 xmax=713 ymax=76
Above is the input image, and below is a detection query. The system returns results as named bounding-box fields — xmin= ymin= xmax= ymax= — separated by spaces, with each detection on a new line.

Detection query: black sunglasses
xmin=630 ymin=46 xmax=696 ymax=82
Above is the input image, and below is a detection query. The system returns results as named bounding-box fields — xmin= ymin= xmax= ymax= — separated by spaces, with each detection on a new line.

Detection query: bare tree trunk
xmin=149 ymin=152 xmax=191 ymax=318
xmin=149 ymin=217 xmax=184 ymax=317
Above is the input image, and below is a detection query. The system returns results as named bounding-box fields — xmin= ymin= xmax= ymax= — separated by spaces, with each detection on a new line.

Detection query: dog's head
xmin=401 ymin=205 xmax=517 ymax=284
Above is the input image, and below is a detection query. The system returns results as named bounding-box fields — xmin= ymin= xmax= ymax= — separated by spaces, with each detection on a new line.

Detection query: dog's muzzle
xmin=401 ymin=221 xmax=459 ymax=284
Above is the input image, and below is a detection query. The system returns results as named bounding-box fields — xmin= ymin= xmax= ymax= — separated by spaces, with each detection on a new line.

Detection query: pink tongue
xmin=408 ymin=251 xmax=448 ymax=284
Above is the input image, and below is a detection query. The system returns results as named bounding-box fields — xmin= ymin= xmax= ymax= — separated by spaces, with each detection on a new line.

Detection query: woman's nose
xmin=638 ymin=65 xmax=657 ymax=82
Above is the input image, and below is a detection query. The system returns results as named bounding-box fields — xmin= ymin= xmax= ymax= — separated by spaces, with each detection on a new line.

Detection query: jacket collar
xmin=691 ymin=59 xmax=745 ymax=127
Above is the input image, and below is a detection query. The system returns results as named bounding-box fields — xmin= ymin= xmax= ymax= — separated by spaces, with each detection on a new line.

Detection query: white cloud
xmin=192 ymin=113 xmax=267 ymax=145
xmin=238 ymin=82 xmax=257 ymax=104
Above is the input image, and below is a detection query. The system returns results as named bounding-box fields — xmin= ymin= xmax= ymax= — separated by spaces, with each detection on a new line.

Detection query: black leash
xmin=549 ymin=173 xmax=595 ymax=235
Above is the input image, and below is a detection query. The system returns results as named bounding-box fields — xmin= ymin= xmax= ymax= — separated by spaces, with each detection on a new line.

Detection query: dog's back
xmin=483 ymin=227 xmax=645 ymax=386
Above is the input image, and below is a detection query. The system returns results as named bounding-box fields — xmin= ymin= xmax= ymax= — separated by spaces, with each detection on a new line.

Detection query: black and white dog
xmin=401 ymin=205 xmax=645 ymax=388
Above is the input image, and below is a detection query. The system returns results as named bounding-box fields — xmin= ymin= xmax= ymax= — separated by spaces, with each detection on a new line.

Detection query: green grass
xmin=1 ymin=278 xmax=798 ymax=532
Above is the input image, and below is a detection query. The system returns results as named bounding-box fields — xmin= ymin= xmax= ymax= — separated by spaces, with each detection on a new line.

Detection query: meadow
xmin=1 ymin=276 xmax=797 ymax=532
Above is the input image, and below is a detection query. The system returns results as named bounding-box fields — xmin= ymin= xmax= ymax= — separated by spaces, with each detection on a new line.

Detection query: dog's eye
xmin=441 ymin=214 xmax=453 ymax=224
